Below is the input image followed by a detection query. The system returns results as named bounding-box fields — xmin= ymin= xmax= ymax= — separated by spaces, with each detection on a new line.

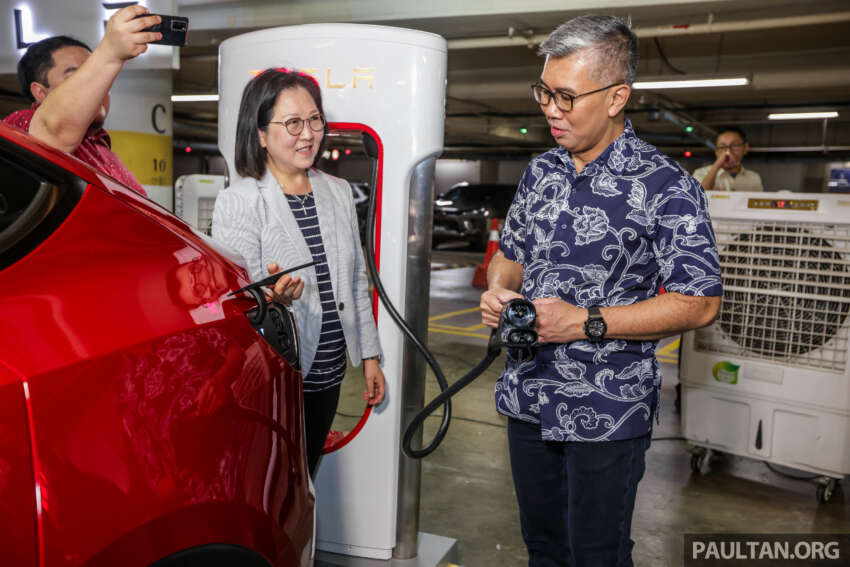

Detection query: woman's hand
xmin=266 ymin=261 xmax=304 ymax=306
xmin=363 ymin=358 xmax=386 ymax=406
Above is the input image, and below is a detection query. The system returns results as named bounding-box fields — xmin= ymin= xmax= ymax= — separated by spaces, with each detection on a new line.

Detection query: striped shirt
xmin=286 ymin=192 xmax=347 ymax=392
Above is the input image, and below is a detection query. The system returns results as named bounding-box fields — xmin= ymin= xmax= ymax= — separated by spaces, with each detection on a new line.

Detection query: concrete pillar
xmin=479 ymin=159 xmax=499 ymax=184
xmin=106 ymin=69 xmax=174 ymax=210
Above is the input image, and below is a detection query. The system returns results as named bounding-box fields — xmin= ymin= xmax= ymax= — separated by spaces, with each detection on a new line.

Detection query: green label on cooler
xmin=712 ymin=361 xmax=739 ymax=385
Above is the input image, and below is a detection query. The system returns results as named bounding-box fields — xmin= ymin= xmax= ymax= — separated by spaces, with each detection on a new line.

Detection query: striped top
xmin=285 ymin=192 xmax=347 ymax=392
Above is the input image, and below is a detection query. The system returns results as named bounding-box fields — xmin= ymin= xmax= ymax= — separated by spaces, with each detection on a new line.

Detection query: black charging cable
xmin=358 ymin=133 xmax=537 ymax=459
xmin=401 ymin=299 xmax=538 ymax=458
xmin=230 ymin=259 xmax=319 ymax=325
xmin=360 ymin=145 xmax=454 ymax=457
xmin=401 ymin=334 xmax=502 ymax=458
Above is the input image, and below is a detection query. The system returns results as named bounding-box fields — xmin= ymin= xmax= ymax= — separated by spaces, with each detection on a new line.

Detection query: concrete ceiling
xmin=4 ymin=0 xmax=850 ymax=160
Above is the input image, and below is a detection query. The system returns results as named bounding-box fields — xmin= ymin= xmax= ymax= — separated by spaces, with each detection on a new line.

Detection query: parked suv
xmin=0 ymin=123 xmax=313 ymax=567
xmin=432 ymin=182 xmax=516 ymax=250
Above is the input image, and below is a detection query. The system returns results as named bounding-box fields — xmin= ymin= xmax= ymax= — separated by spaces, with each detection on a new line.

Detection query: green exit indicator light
xmin=685 ymin=125 xmax=695 ymax=133
xmin=519 ymin=127 xmax=528 ymax=135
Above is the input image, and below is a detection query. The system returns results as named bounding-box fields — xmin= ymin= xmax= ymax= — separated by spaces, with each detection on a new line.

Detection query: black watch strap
xmin=584 ymin=305 xmax=607 ymax=343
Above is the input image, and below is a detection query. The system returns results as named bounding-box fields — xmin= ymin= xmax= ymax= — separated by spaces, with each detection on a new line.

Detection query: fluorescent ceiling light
xmin=768 ymin=111 xmax=839 ymax=120
xmin=633 ymin=77 xmax=749 ymax=89
xmin=171 ymin=94 xmax=219 ymax=102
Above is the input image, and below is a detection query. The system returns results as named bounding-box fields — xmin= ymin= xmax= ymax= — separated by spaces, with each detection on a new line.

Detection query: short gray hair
xmin=539 ymin=15 xmax=638 ymax=86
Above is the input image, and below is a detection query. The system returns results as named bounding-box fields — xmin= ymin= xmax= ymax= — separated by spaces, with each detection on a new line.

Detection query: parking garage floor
xmin=326 ymin=249 xmax=849 ymax=567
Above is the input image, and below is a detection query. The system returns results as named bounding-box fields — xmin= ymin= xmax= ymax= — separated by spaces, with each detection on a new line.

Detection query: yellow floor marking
xmin=428 ymin=327 xmax=490 ymax=339
xmin=428 ymin=306 xmax=481 ymax=322
xmin=430 ymin=322 xmax=488 ymax=331
xmin=656 ymin=337 xmax=680 ymax=362
xmin=429 ymin=323 xmax=474 ymax=331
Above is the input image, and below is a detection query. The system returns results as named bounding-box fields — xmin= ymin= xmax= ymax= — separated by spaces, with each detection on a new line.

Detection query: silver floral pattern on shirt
xmin=496 ymin=120 xmax=722 ymax=442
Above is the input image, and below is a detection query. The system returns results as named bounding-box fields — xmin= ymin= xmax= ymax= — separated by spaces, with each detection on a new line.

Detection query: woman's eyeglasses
xmin=269 ymin=114 xmax=325 ymax=136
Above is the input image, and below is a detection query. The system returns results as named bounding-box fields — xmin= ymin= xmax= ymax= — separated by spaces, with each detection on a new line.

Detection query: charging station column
xmin=218 ymin=24 xmax=447 ymax=561
xmin=395 ymin=157 xmax=438 ymax=559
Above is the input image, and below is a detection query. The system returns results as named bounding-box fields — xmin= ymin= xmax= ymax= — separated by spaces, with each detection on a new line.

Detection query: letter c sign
xmin=151 ymin=103 xmax=167 ymax=134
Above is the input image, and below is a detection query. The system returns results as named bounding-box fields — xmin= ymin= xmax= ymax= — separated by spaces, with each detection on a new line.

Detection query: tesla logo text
xmin=250 ymin=67 xmax=375 ymax=89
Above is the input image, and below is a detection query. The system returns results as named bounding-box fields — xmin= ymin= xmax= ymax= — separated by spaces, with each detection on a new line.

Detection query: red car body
xmin=0 ymin=123 xmax=313 ymax=567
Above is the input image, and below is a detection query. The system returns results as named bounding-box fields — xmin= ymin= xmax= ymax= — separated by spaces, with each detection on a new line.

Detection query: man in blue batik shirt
xmin=480 ymin=14 xmax=723 ymax=567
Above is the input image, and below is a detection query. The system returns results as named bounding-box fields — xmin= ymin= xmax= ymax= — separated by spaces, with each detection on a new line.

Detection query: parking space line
xmin=428 ymin=327 xmax=491 ymax=339
xmin=430 ymin=323 xmax=488 ymax=331
xmin=656 ymin=337 xmax=680 ymax=363
xmin=428 ymin=306 xmax=481 ymax=322
xmin=428 ymin=306 xmax=490 ymax=339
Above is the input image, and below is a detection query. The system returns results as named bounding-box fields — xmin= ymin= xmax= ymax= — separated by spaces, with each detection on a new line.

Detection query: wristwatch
xmin=583 ymin=306 xmax=607 ymax=344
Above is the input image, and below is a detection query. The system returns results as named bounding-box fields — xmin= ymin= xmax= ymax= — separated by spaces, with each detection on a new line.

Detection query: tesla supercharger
xmin=218 ymin=25 xmax=447 ymax=560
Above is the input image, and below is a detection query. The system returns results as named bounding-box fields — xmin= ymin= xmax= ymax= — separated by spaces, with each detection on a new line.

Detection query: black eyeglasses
xmin=531 ymin=82 xmax=620 ymax=112
xmin=715 ymin=142 xmax=745 ymax=152
xmin=269 ymin=114 xmax=325 ymax=136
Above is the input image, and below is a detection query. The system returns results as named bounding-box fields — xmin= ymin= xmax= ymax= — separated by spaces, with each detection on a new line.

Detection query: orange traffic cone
xmin=472 ymin=219 xmax=500 ymax=288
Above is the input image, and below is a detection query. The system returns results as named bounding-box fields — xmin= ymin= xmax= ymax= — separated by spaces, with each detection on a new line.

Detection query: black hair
xmin=17 ymin=36 xmax=91 ymax=102
xmin=716 ymin=126 xmax=748 ymax=143
xmin=234 ymin=68 xmax=328 ymax=180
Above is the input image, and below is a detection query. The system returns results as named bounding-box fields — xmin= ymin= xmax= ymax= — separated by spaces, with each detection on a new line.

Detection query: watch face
xmin=586 ymin=319 xmax=606 ymax=338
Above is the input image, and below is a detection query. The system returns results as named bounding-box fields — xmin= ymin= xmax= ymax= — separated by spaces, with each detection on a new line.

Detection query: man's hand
xmin=266 ymin=262 xmax=304 ymax=306
xmin=480 ymin=287 xmax=524 ymax=328
xmin=100 ymin=5 xmax=162 ymax=62
xmin=712 ymin=150 xmax=732 ymax=171
xmin=532 ymin=297 xmax=586 ymax=344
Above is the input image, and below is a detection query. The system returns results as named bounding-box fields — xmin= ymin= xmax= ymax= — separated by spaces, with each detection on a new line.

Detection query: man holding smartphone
xmin=4 ymin=5 xmax=163 ymax=196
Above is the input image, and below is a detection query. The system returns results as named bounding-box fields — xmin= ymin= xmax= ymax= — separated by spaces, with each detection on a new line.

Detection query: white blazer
xmin=212 ymin=167 xmax=382 ymax=375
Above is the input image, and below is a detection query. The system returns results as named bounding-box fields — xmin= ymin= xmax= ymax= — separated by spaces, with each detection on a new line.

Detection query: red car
xmin=0 ymin=122 xmax=313 ymax=567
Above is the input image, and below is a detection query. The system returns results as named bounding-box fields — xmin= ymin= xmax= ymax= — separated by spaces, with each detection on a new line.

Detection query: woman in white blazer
xmin=212 ymin=68 xmax=385 ymax=476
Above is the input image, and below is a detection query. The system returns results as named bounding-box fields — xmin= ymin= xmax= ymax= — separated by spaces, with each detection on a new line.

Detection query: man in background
xmin=693 ymin=126 xmax=764 ymax=191
xmin=4 ymin=5 xmax=162 ymax=196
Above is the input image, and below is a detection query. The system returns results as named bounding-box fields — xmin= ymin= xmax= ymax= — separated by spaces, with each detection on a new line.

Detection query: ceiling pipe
xmin=748 ymin=145 xmax=850 ymax=153
xmin=657 ymin=108 xmax=715 ymax=149
xmin=179 ymin=11 xmax=850 ymax=59
xmin=447 ymin=11 xmax=850 ymax=49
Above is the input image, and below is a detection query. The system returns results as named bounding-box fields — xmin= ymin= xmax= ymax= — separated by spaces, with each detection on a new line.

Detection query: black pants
xmin=507 ymin=418 xmax=651 ymax=567
xmin=303 ymin=385 xmax=341 ymax=477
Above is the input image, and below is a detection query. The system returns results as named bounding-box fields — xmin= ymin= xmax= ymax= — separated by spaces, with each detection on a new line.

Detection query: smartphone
xmin=136 ymin=14 xmax=189 ymax=46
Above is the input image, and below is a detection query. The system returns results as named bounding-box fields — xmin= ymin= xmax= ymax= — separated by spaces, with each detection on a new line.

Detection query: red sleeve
xmin=3 ymin=109 xmax=34 ymax=132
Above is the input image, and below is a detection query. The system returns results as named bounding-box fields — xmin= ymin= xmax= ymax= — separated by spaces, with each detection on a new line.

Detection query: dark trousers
xmin=507 ymin=418 xmax=651 ymax=567
xmin=303 ymin=385 xmax=341 ymax=477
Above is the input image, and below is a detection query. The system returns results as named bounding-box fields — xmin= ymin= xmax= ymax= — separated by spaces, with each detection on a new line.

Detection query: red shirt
xmin=4 ymin=104 xmax=147 ymax=197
